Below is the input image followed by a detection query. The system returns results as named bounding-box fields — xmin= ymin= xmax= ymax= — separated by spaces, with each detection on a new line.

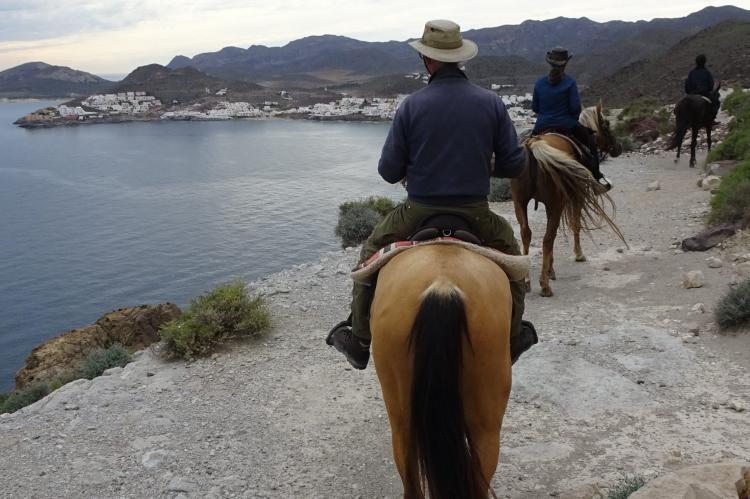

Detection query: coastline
xmin=1 ymin=150 xmax=749 ymax=496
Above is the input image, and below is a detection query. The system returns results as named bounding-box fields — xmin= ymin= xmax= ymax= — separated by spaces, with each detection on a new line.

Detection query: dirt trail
xmin=1 ymin=150 xmax=748 ymax=499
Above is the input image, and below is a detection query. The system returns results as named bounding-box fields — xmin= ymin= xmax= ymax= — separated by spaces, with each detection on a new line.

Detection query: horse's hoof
xmin=575 ymin=254 xmax=587 ymax=262
xmin=540 ymin=287 xmax=553 ymax=297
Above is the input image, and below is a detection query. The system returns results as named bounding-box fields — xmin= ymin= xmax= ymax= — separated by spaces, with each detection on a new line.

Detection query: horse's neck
xmin=579 ymin=107 xmax=599 ymax=133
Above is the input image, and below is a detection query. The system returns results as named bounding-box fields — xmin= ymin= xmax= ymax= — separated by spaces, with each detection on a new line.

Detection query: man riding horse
xmin=327 ymin=19 xmax=538 ymax=369
xmin=532 ymin=47 xmax=612 ymax=190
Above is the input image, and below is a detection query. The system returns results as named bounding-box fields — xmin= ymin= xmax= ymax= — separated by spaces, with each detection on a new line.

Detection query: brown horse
xmin=512 ymin=104 xmax=625 ymax=296
xmin=371 ymin=244 xmax=513 ymax=498
xmin=667 ymin=83 xmax=721 ymax=168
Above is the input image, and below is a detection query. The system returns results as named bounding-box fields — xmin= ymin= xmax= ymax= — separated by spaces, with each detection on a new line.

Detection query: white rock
xmin=646 ymin=181 xmax=661 ymax=191
xmin=700 ymin=175 xmax=721 ymax=191
xmin=691 ymin=303 xmax=706 ymax=314
xmin=706 ymin=257 xmax=723 ymax=268
xmin=685 ymin=323 xmax=700 ymax=335
xmin=167 ymin=478 xmax=194 ymax=493
xmin=141 ymin=449 xmax=169 ymax=469
xmin=681 ymin=270 xmax=705 ymax=289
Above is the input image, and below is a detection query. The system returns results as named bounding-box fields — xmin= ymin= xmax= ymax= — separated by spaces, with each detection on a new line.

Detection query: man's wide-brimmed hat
xmin=546 ymin=47 xmax=572 ymax=67
xmin=409 ymin=20 xmax=478 ymax=63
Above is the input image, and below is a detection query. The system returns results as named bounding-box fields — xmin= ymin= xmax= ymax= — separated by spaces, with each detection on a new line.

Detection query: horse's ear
xmin=716 ymin=81 xmax=722 ymax=91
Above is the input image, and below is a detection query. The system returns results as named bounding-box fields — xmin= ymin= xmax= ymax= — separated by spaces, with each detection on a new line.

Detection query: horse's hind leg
xmin=689 ymin=127 xmax=698 ymax=168
xmin=572 ymin=206 xmax=586 ymax=262
xmin=513 ymin=198 xmax=533 ymax=292
xmin=540 ymin=203 xmax=562 ymax=297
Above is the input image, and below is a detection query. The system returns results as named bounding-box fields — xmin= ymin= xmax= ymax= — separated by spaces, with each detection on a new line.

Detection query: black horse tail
xmin=406 ymin=285 xmax=490 ymax=499
xmin=667 ymin=99 xmax=689 ymax=151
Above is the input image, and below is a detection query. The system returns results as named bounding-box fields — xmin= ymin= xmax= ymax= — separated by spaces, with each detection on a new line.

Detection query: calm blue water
xmin=0 ymin=102 xmax=400 ymax=391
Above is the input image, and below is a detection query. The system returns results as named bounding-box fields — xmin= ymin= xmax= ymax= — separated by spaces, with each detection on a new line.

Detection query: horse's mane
xmin=578 ymin=106 xmax=601 ymax=132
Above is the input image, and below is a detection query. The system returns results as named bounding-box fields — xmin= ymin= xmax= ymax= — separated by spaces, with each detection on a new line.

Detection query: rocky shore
xmin=1 ymin=144 xmax=749 ymax=497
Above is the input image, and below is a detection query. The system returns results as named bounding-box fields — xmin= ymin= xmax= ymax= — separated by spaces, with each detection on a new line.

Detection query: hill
xmin=114 ymin=64 xmax=264 ymax=105
xmin=0 ymin=62 xmax=113 ymax=98
xmin=583 ymin=20 xmax=750 ymax=107
xmin=166 ymin=6 xmax=750 ymax=87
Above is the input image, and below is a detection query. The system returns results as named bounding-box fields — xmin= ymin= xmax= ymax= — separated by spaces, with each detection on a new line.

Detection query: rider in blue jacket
xmin=532 ymin=47 xmax=611 ymax=190
xmin=685 ymin=54 xmax=719 ymax=114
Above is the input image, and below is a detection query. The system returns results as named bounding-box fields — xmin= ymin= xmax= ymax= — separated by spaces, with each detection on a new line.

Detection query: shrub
xmin=159 ymin=280 xmax=270 ymax=358
xmin=335 ymin=196 xmax=396 ymax=248
xmin=615 ymin=98 xmax=673 ymax=145
xmin=0 ymin=393 xmax=7 ymax=406
xmin=47 ymin=370 xmax=82 ymax=391
xmin=715 ymin=279 xmax=750 ymax=330
xmin=0 ymin=384 xmax=50 ymax=414
xmin=709 ymin=159 xmax=750 ymax=227
xmin=708 ymin=88 xmax=750 ymax=163
xmin=78 ymin=344 xmax=132 ymax=380
xmin=488 ymin=178 xmax=512 ymax=202
xmin=606 ymin=475 xmax=647 ymax=499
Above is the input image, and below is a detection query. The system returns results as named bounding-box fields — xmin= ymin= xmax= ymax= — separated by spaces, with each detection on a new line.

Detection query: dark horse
xmin=667 ymin=83 xmax=721 ymax=168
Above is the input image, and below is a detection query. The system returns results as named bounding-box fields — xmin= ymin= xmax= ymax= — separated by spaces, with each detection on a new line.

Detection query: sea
xmin=0 ymin=101 xmax=402 ymax=391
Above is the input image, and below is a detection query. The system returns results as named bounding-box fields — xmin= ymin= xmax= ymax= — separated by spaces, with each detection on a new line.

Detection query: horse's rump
xmin=526 ymin=137 xmax=625 ymax=242
xmin=371 ymin=245 xmax=511 ymax=499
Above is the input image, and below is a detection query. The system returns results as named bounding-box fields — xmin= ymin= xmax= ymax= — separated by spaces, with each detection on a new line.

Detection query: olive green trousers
xmin=350 ymin=198 xmax=525 ymax=342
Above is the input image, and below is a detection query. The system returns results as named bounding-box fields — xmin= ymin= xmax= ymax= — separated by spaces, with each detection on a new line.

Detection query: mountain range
xmin=166 ymin=5 xmax=750 ymax=87
xmin=2 ymin=5 xmax=749 ymax=104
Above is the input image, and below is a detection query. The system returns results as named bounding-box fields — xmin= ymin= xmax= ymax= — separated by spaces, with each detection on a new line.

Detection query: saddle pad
xmin=351 ymin=237 xmax=530 ymax=284
xmin=539 ymin=132 xmax=585 ymax=158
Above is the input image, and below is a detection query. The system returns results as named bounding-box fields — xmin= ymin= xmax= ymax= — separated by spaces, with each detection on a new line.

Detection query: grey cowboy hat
xmin=409 ymin=20 xmax=478 ymax=63
xmin=546 ymin=47 xmax=572 ymax=67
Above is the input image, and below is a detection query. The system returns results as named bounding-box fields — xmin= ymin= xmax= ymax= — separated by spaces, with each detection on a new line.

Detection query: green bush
xmin=78 ymin=344 xmax=132 ymax=380
xmin=47 ymin=370 xmax=82 ymax=391
xmin=708 ymin=89 xmax=750 ymax=163
xmin=159 ymin=280 xmax=270 ymax=359
xmin=0 ymin=384 xmax=50 ymax=414
xmin=0 ymin=393 xmax=7 ymax=406
xmin=606 ymin=475 xmax=647 ymax=499
xmin=709 ymin=159 xmax=750 ymax=227
xmin=615 ymin=97 xmax=673 ymax=144
xmin=335 ymin=196 xmax=396 ymax=248
xmin=488 ymin=178 xmax=512 ymax=202
xmin=715 ymin=279 xmax=750 ymax=330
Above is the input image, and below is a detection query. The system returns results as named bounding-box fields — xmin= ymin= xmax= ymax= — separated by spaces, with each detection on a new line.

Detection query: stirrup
xmin=597 ymin=176 xmax=612 ymax=192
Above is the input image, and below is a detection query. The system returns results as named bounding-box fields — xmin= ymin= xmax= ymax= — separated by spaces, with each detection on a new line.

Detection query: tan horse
xmin=512 ymin=104 xmax=625 ymax=296
xmin=371 ymin=244 xmax=512 ymax=499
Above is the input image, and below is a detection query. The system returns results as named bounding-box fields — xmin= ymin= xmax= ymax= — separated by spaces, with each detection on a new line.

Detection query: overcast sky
xmin=1 ymin=0 xmax=747 ymax=75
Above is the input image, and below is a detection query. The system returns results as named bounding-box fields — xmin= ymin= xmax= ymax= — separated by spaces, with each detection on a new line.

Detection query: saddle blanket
xmin=351 ymin=237 xmax=530 ymax=284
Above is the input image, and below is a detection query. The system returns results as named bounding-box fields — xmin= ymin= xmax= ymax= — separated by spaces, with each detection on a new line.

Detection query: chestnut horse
xmin=371 ymin=244 xmax=513 ymax=498
xmin=512 ymin=104 xmax=625 ymax=296
xmin=666 ymin=83 xmax=721 ymax=168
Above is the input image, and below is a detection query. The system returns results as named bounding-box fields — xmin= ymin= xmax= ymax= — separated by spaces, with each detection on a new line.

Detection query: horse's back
xmin=370 ymin=244 xmax=512 ymax=423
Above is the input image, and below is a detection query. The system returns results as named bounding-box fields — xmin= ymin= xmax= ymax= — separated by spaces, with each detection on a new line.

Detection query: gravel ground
xmin=1 ymin=149 xmax=749 ymax=499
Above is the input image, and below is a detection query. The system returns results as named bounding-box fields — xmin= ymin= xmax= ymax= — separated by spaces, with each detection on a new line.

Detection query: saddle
xmin=533 ymin=128 xmax=591 ymax=164
xmin=409 ymin=214 xmax=482 ymax=245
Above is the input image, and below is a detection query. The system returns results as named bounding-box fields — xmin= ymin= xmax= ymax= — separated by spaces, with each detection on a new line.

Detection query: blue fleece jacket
xmin=377 ymin=66 xmax=525 ymax=204
xmin=532 ymin=74 xmax=582 ymax=132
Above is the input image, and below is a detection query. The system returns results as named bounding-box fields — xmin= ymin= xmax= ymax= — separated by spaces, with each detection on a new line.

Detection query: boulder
xmin=682 ymin=271 xmax=705 ymax=289
xmin=706 ymin=257 xmax=724 ymax=268
xmin=701 ymin=176 xmax=721 ymax=191
xmin=647 ymin=181 xmax=661 ymax=191
xmin=630 ymin=463 xmax=750 ymax=499
xmin=682 ymin=224 xmax=737 ymax=252
xmin=14 ymin=303 xmax=181 ymax=390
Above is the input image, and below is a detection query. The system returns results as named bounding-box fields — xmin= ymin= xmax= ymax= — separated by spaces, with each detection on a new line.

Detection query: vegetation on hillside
xmin=707 ymin=89 xmax=750 ymax=228
xmin=0 ymin=344 xmax=132 ymax=415
xmin=335 ymin=196 xmax=397 ymax=248
xmin=715 ymin=279 xmax=750 ymax=330
xmin=159 ymin=280 xmax=270 ymax=359
xmin=613 ymin=97 xmax=674 ymax=151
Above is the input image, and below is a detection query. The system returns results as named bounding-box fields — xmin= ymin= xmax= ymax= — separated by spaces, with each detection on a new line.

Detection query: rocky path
xmin=1 ymin=150 xmax=749 ymax=498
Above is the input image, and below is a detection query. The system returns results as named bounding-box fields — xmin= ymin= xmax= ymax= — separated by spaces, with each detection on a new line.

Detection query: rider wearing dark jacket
xmin=685 ymin=54 xmax=719 ymax=113
xmin=532 ymin=47 xmax=611 ymax=190
xmin=327 ymin=20 xmax=539 ymax=370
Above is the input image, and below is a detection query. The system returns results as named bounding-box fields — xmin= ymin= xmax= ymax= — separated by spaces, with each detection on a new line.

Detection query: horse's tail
xmin=666 ymin=98 xmax=689 ymax=151
xmin=527 ymin=140 xmax=627 ymax=246
xmin=406 ymin=284 xmax=490 ymax=499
